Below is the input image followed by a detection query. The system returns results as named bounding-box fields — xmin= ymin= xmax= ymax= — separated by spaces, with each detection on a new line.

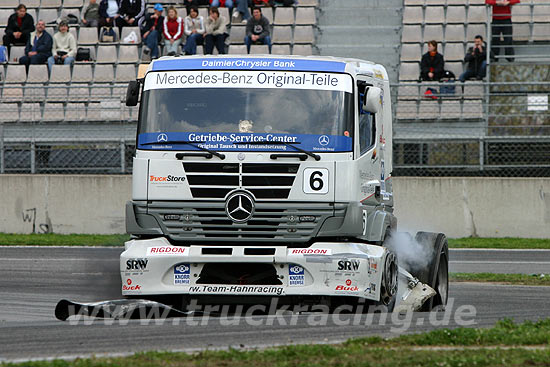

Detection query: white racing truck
xmin=120 ymin=55 xmax=448 ymax=313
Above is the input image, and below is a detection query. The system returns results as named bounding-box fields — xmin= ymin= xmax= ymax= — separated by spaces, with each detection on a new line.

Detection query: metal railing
xmin=391 ymin=80 xmax=550 ymax=176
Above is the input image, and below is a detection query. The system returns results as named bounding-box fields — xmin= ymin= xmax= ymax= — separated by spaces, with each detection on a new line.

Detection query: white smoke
xmin=384 ymin=231 xmax=435 ymax=274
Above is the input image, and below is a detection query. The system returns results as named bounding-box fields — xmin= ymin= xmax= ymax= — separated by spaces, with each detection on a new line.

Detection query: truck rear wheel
xmin=413 ymin=232 xmax=449 ymax=311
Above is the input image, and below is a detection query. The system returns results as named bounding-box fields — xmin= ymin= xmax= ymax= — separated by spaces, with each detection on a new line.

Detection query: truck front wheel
xmin=414 ymin=232 xmax=449 ymax=311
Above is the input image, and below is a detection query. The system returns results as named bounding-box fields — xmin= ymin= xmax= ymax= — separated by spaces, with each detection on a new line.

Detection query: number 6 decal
xmin=303 ymin=168 xmax=329 ymax=194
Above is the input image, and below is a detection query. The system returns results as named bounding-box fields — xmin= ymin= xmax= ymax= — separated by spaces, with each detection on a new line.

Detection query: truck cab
xmin=127 ymin=55 xmax=395 ymax=247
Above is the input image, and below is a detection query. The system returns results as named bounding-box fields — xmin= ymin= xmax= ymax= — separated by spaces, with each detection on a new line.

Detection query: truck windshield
xmin=137 ymin=71 xmax=354 ymax=153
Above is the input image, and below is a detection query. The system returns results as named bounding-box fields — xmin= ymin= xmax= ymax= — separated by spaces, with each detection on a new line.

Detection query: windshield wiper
xmin=234 ymin=141 xmax=320 ymax=161
xmin=142 ymin=140 xmax=225 ymax=160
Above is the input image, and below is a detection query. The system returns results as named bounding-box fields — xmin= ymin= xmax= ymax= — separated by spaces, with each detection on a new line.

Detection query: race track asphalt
xmin=1 ymin=247 xmax=549 ymax=362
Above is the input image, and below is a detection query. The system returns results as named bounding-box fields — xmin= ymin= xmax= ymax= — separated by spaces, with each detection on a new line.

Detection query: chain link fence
xmin=392 ymin=80 xmax=550 ymax=177
xmin=0 ymin=80 xmax=548 ymax=176
xmin=0 ymin=84 xmax=137 ymax=174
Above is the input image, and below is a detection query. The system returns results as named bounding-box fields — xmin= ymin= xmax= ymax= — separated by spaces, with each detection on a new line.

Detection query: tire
xmin=376 ymin=230 xmax=398 ymax=312
xmin=413 ymin=232 xmax=449 ymax=311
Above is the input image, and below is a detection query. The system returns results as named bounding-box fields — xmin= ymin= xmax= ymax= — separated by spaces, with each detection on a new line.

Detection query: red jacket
xmin=486 ymin=0 xmax=520 ymax=20
xmin=163 ymin=16 xmax=183 ymax=40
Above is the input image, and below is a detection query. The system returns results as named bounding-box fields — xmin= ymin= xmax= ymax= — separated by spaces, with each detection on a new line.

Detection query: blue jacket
xmin=25 ymin=31 xmax=53 ymax=58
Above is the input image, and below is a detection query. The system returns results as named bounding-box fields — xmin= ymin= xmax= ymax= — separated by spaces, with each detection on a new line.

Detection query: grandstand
xmin=0 ymin=0 xmax=548 ymax=176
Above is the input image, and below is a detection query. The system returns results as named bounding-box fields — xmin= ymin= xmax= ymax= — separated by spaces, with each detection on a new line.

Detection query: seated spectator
xmin=420 ymin=40 xmax=444 ymax=81
xmin=2 ymin=4 xmax=35 ymax=53
xmin=163 ymin=6 xmax=184 ymax=56
xmin=117 ymin=0 xmax=146 ymax=33
xmin=184 ymin=0 xmax=210 ymax=15
xmin=183 ymin=6 xmax=205 ymax=55
xmin=210 ymin=0 xmax=233 ymax=14
xmin=233 ymin=0 xmax=252 ymax=22
xmin=204 ymin=7 xmax=228 ymax=54
xmin=47 ymin=21 xmax=77 ymax=72
xmin=99 ymin=0 xmax=120 ymax=28
xmin=19 ymin=20 xmax=52 ymax=72
xmin=245 ymin=7 xmax=271 ymax=54
xmin=81 ymin=0 xmax=100 ymax=28
xmin=141 ymin=3 xmax=164 ymax=59
xmin=459 ymin=35 xmax=488 ymax=82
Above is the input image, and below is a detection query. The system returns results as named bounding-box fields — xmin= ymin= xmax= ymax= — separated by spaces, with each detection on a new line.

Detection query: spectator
xmin=3 ymin=4 xmax=35 ymax=54
xmin=183 ymin=6 xmax=205 ymax=55
xmin=420 ymin=40 xmax=444 ymax=81
xmin=81 ymin=0 xmax=100 ymax=28
xmin=232 ymin=0 xmax=252 ymax=22
xmin=117 ymin=0 xmax=146 ymax=32
xmin=98 ymin=0 xmax=121 ymax=28
xmin=184 ymin=0 xmax=210 ymax=15
xmin=163 ymin=6 xmax=184 ymax=56
xmin=486 ymin=0 xmax=519 ymax=62
xmin=459 ymin=35 xmax=488 ymax=82
xmin=210 ymin=0 xmax=233 ymax=14
xmin=19 ymin=20 xmax=52 ymax=72
xmin=204 ymin=7 xmax=228 ymax=54
xmin=141 ymin=3 xmax=164 ymax=59
xmin=47 ymin=21 xmax=77 ymax=72
xmin=245 ymin=7 xmax=271 ymax=54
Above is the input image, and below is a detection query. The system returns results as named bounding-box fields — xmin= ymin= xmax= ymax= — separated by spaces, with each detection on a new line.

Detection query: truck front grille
xmin=147 ymin=201 xmax=345 ymax=243
xmin=182 ymin=163 xmax=299 ymax=200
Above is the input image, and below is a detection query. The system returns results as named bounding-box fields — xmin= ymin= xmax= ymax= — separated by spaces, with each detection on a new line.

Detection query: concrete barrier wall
xmin=1 ymin=175 xmax=131 ymax=235
xmin=393 ymin=177 xmax=550 ymax=238
xmin=1 ymin=175 xmax=549 ymax=238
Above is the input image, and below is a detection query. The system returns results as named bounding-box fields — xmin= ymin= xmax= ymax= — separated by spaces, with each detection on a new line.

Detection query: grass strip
xmin=448 ymin=237 xmax=550 ymax=249
xmin=1 ymin=233 xmax=550 ymax=249
xmin=4 ymin=348 xmax=550 ymax=367
xmin=0 ymin=233 xmax=129 ymax=247
xmin=3 ymin=320 xmax=550 ymax=367
xmin=450 ymin=272 xmax=550 ymax=286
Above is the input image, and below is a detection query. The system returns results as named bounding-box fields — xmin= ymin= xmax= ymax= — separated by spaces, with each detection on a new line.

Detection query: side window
xmin=359 ymin=112 xmax=375 ymax=155
xmin=358 ymin=82 xmax=376 ymax=155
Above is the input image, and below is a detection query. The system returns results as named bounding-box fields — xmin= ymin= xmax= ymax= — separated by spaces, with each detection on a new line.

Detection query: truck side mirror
xmin=126 ymin=80 xmax=140 ymax=107
xmin=363 ymin=87 xmax=382 ymax=114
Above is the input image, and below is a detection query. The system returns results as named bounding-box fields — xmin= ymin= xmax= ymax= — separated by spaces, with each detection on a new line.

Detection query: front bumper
xmin=120 ymin=238 xmax=387 ymax=301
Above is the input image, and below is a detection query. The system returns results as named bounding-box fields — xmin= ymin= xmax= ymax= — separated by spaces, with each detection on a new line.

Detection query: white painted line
xmin=451 ymin=261 xmax=550 ymax=265
xmin=450 ymin=248 xmax=550 ymax=252
xmin=0 ymin=246 xmax=123 ymax=249
xmin=0 ymin=258 xmax=117 ymax=262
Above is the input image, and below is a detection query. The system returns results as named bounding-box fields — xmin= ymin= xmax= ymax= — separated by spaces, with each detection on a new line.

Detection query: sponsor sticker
xmin=149 ymin=175 xmax=186 ymax=184
xmin=147 ymin=246 xmax=188 ymax=256
xmin=122 ymin=278 xmax=142 ymax=291
xmin=335 ymin=279 xmax=359 ymax=292
xmin=337 ymin=259 xmax=360 ymax=272
xmin=174 ymin=263 xmax=191 ymax=285
xmin=288 ymin=248 xmax=332 ymax=256
xmin=139 ymin=132 xmax=352 ymax=153
xmin=144 ymin=70 xmax=352 ymax=93
xmin=188 ymin=285 xmax=284 ymax=296
xmin=288 ymin=265 xmax=305 ymax=287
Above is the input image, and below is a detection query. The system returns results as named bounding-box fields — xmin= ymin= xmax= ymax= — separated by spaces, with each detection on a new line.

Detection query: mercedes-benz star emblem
xmin=157 ymin=133 xmax=168 ymax=142
xmin=318 ymin=135 xmax=330 ymax=146
xmin=225 ymin=191 xmax=255 ymax=223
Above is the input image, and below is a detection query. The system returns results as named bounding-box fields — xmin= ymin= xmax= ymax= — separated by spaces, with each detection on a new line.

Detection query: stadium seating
xmin=0 ymin=1 xmax=319 ymax=123
xmin=394 ymin=1 xmax=550 ymax=121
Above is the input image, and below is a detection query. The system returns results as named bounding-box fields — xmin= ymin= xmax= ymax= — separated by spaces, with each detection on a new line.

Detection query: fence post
xmin=0 ymin=123 xmax=4 ymax=174
xmin=120 ymin=140 xmax=126 ymax=174
xmin=479 ymin=136 xmax=484 ymax=171
xmin=30 ymin=141 xmax=36 ymax=174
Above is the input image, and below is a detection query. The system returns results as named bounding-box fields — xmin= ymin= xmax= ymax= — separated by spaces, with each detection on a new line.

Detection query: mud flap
xmin=394 ymin=267 xmax=436 ymax=313
xmin=54 ymin=299 xmax=193 ymax=321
